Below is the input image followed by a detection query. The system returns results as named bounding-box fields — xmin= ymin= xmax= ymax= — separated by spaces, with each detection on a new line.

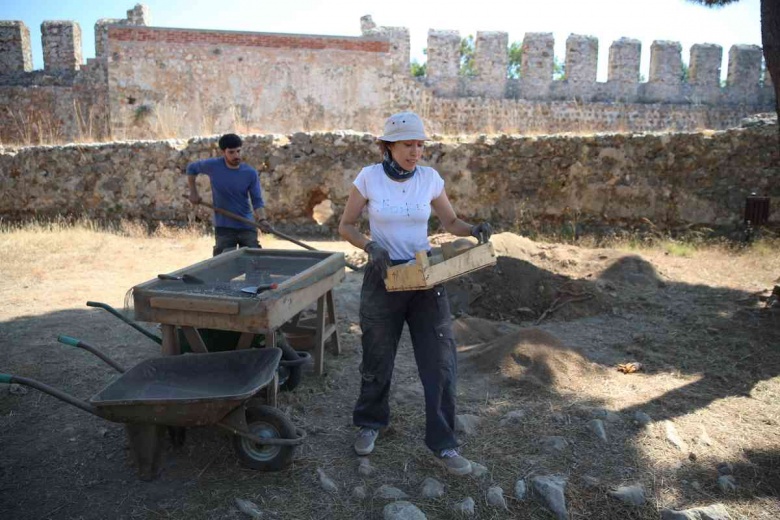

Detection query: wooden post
xmin=236 ymin=333 xmax=255 ymax=350
xmin=325 ymin=290 xmax=340 ymax=355
xmin=160 ymin=324 xmax=180 ymax=356
xmin=313 ymin=295 xmax=326 ymax=375
xmin=180 ymin=326 xmax=208 ymax=353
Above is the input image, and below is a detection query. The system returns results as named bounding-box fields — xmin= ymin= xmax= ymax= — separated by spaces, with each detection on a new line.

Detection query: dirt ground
xmin=1 ymin=224 xmax=779 ymax=519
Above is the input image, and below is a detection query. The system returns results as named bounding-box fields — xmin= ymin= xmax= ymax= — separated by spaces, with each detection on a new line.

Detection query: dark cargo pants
xmin=353 ymin=263 xmax=459 ymax=453
xmin=213 ymin=226 xmax=260 ymax=256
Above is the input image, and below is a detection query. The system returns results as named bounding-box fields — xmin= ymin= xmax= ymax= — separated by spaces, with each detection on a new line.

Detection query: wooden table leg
xmin=160 ymin=324 xmax=181 ymax=356
xmin=180 ymin=326 xmax=208 ymax=353
xmin=325 ymin=290 xmax=341 ymax=355
xmin=236 ymin=333 xmax=255 ymax=350
xmin=313 ymin=295 xmax=326 ymax=376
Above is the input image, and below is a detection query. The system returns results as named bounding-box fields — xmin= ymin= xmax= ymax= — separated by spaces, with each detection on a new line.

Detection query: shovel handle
xmin=185 ymin=195 xmax=362 ymax=271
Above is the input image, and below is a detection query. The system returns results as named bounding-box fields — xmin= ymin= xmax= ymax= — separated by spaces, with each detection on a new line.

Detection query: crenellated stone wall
xmin=0 ymin=4 xmax=774 ymax=145
xmin=41 ymin=21 xmax=83 ymax=72
xmin=1 ymin=120 xmax=777 ymax=232
xmin=0 ymin=21 xmax=32 ymax=72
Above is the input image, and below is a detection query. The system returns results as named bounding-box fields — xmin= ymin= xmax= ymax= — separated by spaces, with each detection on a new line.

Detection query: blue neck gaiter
xmin=382 ymin=151 xmax=416 ymax=181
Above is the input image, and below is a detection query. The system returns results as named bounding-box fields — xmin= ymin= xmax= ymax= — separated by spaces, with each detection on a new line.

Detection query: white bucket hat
xmin=379 ymin=112 xmax=428 ymax=142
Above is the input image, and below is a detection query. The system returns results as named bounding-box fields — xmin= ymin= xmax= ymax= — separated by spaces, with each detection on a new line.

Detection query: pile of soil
xmin=443 ymin=233 xmax=611 ymax=324
xmin=453 ymin=314 xmax=601 ymax=390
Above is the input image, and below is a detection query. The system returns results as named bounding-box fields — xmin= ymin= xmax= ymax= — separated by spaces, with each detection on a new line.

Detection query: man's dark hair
xmin=218 ymin=133 xmax=242 ymax=150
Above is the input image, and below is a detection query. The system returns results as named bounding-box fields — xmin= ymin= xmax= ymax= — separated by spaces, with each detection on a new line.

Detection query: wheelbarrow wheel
xmin=234 ymin=405 xmax=296 ymax=471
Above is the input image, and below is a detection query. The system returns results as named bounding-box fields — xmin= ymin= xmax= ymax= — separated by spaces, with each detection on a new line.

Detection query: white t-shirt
xmin=354 ymin=164 xmax=445 ymax=261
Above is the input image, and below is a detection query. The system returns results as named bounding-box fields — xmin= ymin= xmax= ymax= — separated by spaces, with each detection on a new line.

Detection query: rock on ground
xmin=376 ymin=484 xmax=409 ymax=500
xmin=453 ymin=497 xmax=475 ymax=516
xmin=317 ymin=468 xmax=338 ymax=493
xmin=352 ymin=485 xmax=368 ymax=500
xmin=664 ymin=421 xmax=689 ymax=452
xmin=383 ymin=501 xmax=427 ymax=520
xmin=717 ymin=475 xmax=737 ymax=493
xmin=587 ymin=419 xmax=608 ymax=443
xmin=499 ymin=409 xmax=526 ymax=426
xmin=455 ymin=414 xmax=481 ymax=435
xmin=660 ymin=503 xmax=731 ymax=520
xmin=607 ymin=484 xmax=646 ymax=506
xmin=234 ymin=498 xmax=263 ymax=519
xmin=514 ymin=479 xmax=527 ymax=500
xmin=540 ymin=436 xmax=569 ymax=453
xmin=420 ymin=477 xmax=445 ymax=499
xmin=358 ymin=457 xmax=375 ymax=476
xmin=486 ymin=486 xmax=507 ymax=509
xmin=470 ymin=461 xmax=488 ymax=478
xmin=633 ymin=411 xmax=652 ymax=427
xmin=531 ymin=475 xmax=569 ymax=520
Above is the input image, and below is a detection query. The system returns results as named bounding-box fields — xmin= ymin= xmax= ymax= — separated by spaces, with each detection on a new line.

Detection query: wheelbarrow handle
xmin=57 ymin=335 xmax=126 ymax=373
xmin=0 ymin=373 xmax=99 ymax=416
xmin=86 ymin=301 xmax=163 ymax=345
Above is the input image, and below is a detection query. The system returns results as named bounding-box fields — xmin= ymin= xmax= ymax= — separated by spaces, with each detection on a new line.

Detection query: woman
xmin=338 ymin=112 xmax=492 ymax=476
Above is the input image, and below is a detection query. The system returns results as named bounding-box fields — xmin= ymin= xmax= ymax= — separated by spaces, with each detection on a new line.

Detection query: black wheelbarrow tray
xmin=1 ymin=336 xmax=306 ymax=480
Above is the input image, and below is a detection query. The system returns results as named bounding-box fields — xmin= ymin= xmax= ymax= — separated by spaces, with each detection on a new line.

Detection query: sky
xmin=0 ymin=0 xmax=762 ymax=81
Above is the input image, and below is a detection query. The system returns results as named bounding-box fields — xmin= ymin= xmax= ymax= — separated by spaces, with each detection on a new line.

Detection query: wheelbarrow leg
xmin=125 ymin=423 xmax=166 ymax=481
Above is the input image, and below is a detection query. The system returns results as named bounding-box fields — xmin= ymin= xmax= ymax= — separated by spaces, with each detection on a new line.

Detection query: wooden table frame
xmin=133 ymin=248 xmax=345 ymax=375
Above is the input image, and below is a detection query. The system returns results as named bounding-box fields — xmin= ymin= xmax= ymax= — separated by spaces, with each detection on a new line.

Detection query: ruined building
xmin=0 ymin=4 xmax=773 ymax=144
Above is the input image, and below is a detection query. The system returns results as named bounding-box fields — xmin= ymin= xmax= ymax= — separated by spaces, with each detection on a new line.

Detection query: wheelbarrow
xmin=85 ymin=301 xmax=311 ymax=391
xmin=1 ymin=336 xmax=306 ymax=480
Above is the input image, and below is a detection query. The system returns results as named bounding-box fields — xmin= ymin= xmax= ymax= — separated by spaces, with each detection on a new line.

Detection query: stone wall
xmin=42 ymin=21 xmax=83 ymax=72
xmin=106 ymin=26 xmax=394 ymax=138
xmin=0 ymin=5 xmax=774 ymax=144
xmin=1 ymin=121 xmax=777 ymax=232
xmin=0 ymin=21 xmax=32 ymax=72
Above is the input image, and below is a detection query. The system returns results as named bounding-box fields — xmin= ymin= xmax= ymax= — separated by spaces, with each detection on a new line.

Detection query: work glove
xmin=364 ymin=241 xmax=391 ymax=280
xmin=470 ymin=222 xmax=493 ymax=243
xmin=257 ymin=218 xmax=273 ymax=233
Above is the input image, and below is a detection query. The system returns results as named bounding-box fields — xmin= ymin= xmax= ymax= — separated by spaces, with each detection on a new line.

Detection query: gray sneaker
xmin=436 ymin=448 xmax=473 ymax=475
xmin=354 ymin=428 xmax=378 ymax=455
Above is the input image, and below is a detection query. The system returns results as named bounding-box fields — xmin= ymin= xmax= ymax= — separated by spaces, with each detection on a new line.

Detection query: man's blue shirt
xmin=186 ymin=157 xmax=264 ymax=229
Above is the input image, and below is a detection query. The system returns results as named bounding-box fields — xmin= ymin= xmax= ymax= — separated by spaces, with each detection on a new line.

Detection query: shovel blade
xmin=240 ymin=283 xmax=278 ymax=295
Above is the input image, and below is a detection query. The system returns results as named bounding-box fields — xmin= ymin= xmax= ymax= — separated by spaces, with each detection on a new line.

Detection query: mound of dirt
xmin=598 ymin=254 xmax=665 ymax=287
xmin=451 ymin=314 xmax=521 ymax=346
xmin=456 ymin=323 xmax=600 ymax=390
xmin=444 ymin=232 xmax=611 ymax=324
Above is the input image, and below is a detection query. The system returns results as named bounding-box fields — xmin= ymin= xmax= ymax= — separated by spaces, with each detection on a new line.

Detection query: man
xmin=186 ymin=133 xmax=272 ymax=256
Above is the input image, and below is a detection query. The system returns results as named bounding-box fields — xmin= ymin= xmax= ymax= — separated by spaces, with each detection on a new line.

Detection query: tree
xmin=554 ymin=57 xmax=565 ymax=81
xmin=410 ymin=48 xmax=427 ymax=77
xmin=508 ymin=42 xmax=522 ymax=79
xmin=690 ymin=0 xmax=780 ymax=146
xmin=411 ymin=59 xmax=427 ymax=77
xmin=460 ymin=35 xmax=477 ymax=76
